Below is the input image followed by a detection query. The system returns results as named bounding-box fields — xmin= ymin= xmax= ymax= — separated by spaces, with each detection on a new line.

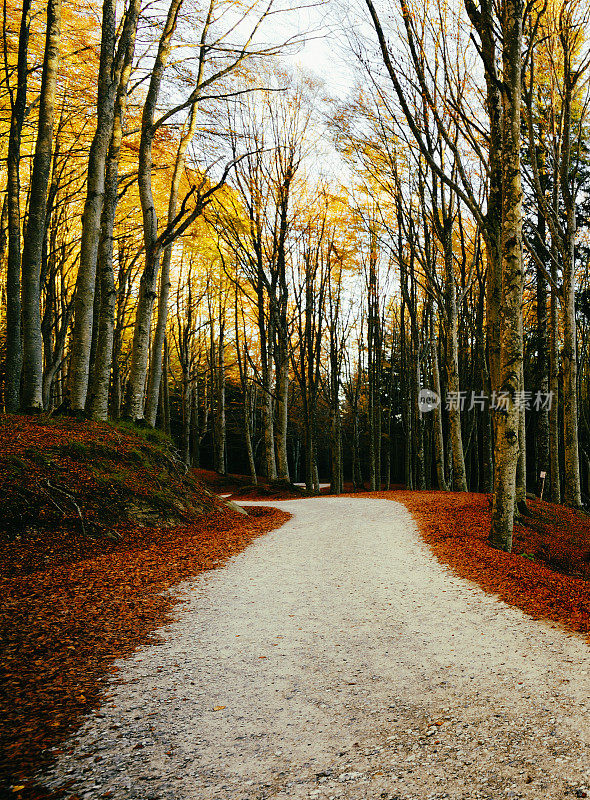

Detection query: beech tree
xmin=67 ymin=0 xmax=141 ymax=413
xmin=4 ymin=0 xmax=32 ymax=412
xmin=20 ymin=0 xmax=62 ymax=411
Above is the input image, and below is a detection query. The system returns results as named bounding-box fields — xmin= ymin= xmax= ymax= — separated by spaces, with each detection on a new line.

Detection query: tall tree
xmin=4 ymin=0 xmax=32 ymax=411
xmin=68 ymin=0 xmax=141 ymax=412
xmin=20 ymin=0 xmax=62 ymax=411
xmin=488 ymin=0 xmax=526 ymax=550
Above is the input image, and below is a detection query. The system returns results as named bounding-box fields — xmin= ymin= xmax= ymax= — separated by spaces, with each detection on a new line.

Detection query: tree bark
xmin=5 ymin=0 xmax=32 ymax=412
xmin=489 ymin=0 xmax=524 ymax=552
xmin=535 ymin=234 xmax=550 ymax=493
xmin=87 ymin=11 xmax=138 ymax=421
xmin=124 ymin=0 xmax=184 ymax=421
xmin=69 ymin=0 xmax=118 ymax=411
xmin=275 ymin=337 xmax=290 ymax=481
xmin=213 ymin=331 xmax=226 ymax=475
xmin=145 ymin=103 xmax=198 ymax=427
xmin=444 ymin=227 xmax=468 ymax=491
xmin=431 ymin=312 xmax=448 ymax=490
xmin=549 ymin=259 xmax=561 ymax=502
xmin=561 ymin=65 xmax=582 ymax=507
xmin=21 ymin=0 xmax=61 ymax=411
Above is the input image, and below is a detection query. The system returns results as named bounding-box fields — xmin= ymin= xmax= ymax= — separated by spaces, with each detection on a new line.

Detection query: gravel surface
xmin=43 ymin=497 xmax=590 ymax=799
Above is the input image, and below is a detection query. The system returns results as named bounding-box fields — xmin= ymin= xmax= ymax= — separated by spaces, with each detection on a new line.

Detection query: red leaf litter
xmin=364 ymin=490 xmax=590 ymax=639
xmin=0 ymin=417 xmax=290 ymax=798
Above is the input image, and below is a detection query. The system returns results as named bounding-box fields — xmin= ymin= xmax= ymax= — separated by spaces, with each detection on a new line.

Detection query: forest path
xmin=46 ymin=497 xmax=590 ymax=800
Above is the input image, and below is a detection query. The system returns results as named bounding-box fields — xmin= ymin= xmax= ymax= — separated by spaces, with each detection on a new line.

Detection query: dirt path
xmin=44 ymin=498 xmax=590 ymax=799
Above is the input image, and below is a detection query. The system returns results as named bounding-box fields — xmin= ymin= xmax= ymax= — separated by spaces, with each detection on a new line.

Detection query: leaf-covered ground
xmin=368 ymin=490 xmax=590 ymax=639
xmin=0 ymin=418 xmax=290 ymax=797
xmin=193 ymin=468 xmax=314 ymax=500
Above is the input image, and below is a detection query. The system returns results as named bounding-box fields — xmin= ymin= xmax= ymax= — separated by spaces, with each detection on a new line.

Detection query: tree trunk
xmin=261 ymin=314 xmax=277 ymax=479
xmin=87 ymin=16 xmax=137 ymax=421
xmin=515 ymin=358 xmax=527 ymax=513
xmin=275 ymin=341 xmax=290 ymax=481
xmin=535 ymin=246 xmax=550 ymax=493
xmin=145 ymin=103 xmax=198 ymax=426
xmin=562 ymin=259 xmax=581 ymax=507
xmin=125 ymin=0 xmax=183 ymax=421
xmin=352 ymin=397 xmax=362 ymax=488
xmin=162 ymin=338 xmax=171 ymax=436
xmin=444 ymin=233 xmax=468 ymax=491
xmin=431 ymin=313 xmax=448 ymax=490
xmin=489 ymin=0 xmax=524 ymax=552
xmin=235 ymin=291 xmax=256 ymax=484
xmin=191 ymin=373 xmax=201 ymax=467
xmin=21 ymin=0 xmax=61 ymax=411
xmin=413 ymin=340 xmax=426 ymax=490
xmin=69 ymin=0 xmax=118 ymax=411
xmin=214 ymin=334 xmax=226 ymax=475
xmin=5 ymin=0 xmax=32 ymax=412
xmin=549 ymin=263 xmax=561 ymax=503
xmin=305 ymin=416 xmax=316 ymax=493
xmin=244 ymin=384 xmax=257 ymax=484
xmin=181 ymin=370 xmax=192 ymax=466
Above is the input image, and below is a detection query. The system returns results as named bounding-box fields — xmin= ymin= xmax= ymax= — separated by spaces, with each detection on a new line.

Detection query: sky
xmin=280 ymin=0 xmax=361 ymax=99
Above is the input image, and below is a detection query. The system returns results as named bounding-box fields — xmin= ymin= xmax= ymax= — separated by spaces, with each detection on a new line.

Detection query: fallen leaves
xmin=377 ymin=490 xmax=590 ymax=640
xmin=0 ymin=416 xmax=290 ymax=795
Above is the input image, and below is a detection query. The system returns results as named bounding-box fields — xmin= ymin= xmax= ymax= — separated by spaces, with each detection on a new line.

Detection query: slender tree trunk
xmin=330 ymin=408 xmax=342 ymax=493
xmin=401 ymin=304 xmax=413 ymax=490
xmin=244 ymin=385 xmax=257 ymax=484
xmin=549 ymin=262 xmax=561 ymax=502
xmin=125 ymin=0 xmax=183 ymax=421
xmin=145 ymin=104 xmax=198 ymax=426
xmin=235 ymin=291 xmax=256 ymax=484
xmin=329 ymin=335 xmax=343 ymax=493
xmin=88 ymin=18 xmax=137 ymax=421
xmin=191 ymin=373 xmax=201 ymax=467
xmin=214 ymin=333 xmax=226 ymax=474
xmin=5 ymin=0 xmax=32 ymax=412
xmin=431 ymin=313 xmax=448 ymax=490
xmin=375 ymin=318 xmax=382 ymax=489
xmin=444 ymin=236 xmax=468 ymax=491
xmin=0 ymin=189 xmax=7 ymax=265
xmin=261 ymin=311 xmax=277 ymax=480
xmin=413 ymin=340 xmax=426 ymax=489
xmin=305 ymin=414 xmax=316 ymax=492
xmin=489 ymin=0 xmax=524 ymax=551
xmin=368 ymin=237 xmax=378 ymax=490
xmin=559 ymin=51 xmax=582 ymax=507
xmin=275 ymin=340 xmax=290 ymax=481
xmin=515 ymin=357 xmax=527 ymax=512
xmin=536 ymin=247 xmax=550 ymax=493
xmin=352 ymin=390 xmax=362 ymax=488
xmin=21 ymin=0 xmax=61 ymax=411
xmin=368 ymin=333 xmax=376 ymax=491
xmin=181 ymin=370 xmax=192 ymax=466
xmin=562 ymin=212 xmax=581 ymax=506
xmin=162 ymin=337 xmax=171 ymax=436
xmin=69 ymin=0 xmax=119 ymax=411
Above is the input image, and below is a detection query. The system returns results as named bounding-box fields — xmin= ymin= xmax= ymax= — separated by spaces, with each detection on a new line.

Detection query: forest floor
xmin=3 ymin=427 xmax=590 ymax=798
xmin=39 ymin=496 xmax=590 ymax=800
xmin=0 ymin=418 xmax=289 ymax=797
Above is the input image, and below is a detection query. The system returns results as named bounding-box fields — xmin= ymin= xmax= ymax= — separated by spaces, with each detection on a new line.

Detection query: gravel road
xmin=44 ymin=497 xmax=590 ymax=800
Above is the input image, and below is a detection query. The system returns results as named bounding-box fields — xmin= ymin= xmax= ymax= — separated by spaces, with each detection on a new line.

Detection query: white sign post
xmin=539 ymin=471 xmax=546 ymax=500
